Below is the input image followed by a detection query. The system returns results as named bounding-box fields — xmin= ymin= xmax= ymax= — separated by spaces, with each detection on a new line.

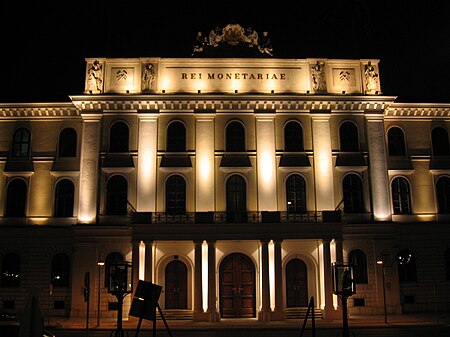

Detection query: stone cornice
xmin=0 ymin=102 xmax=79 ymax=118
xmin=69 ymin=94 xmax=397 ymax=113
xmin=385 ymin=102 xmax=450 ymax=118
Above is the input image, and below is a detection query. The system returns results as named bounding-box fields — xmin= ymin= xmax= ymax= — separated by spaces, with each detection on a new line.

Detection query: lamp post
xmin=108 ymin=261 xmax=133 ymax=337
xmin=377 ymin=259 xmax=388 ymax=324
xmin=97 ymin=261 xmax=104 ymax=327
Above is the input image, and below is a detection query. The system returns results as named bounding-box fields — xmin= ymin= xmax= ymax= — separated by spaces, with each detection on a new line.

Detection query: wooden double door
xmin=220 ymin=253 xmax=256 ymax=318
xmin=165 ymin=260 xmax=188 ymax=309
xmin=286 ymin=258 xmax=309 ymax=307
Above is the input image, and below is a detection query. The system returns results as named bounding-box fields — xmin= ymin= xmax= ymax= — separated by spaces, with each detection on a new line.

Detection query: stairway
xmin=285 ymin=307 xmax=323 ymax=319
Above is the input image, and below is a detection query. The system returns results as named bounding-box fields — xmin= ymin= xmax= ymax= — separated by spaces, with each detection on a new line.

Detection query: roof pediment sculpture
xmin=192 ymin=23 xmax=273 ymax=58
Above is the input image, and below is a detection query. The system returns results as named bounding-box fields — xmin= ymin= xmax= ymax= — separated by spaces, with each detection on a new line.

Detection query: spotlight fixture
xmin=198 ymin=90 xmax=201 ymax=94
xmin=235 ymin=89 xmax=238 ymax=94
xmin=342 ymin=90 xmax=346 ymax=94
xmin=162 ymin=90 xmax=166 ymax=94
xmin=271 ymin=90 xmax=274 ymax=94
xmin=126 ymin=90 xmax=130 ymax=94
xmin=306 ymin=90 xmax=310 ymax=94
xmin=89 ymin=90 xmax=92 ymax=94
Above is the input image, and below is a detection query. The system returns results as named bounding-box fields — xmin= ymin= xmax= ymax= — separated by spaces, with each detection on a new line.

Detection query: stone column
xmin=322 ymin=239 xmax=336 ymax=319
xmin=193 ymin=240 xmax=206 ymax=320
xmin=78 ymin=113 xmax=102 ymax=223
xmin=132 ymin=240 xmax=140 ymax=293
xmin=195 ymin=114 xmax=215 ymax=211
xmin=136 ymin=113 xmax=158 ymax=212
xmin=335 ymin=239 xmax=343 ymax=265
xmin=334 ymin=239 xmax=344 ymax=312
xmin=259 ymin=240 xmax=272 ymax=321
xmin=256 ymin=114 xmax=278 ymax=211
xmin=311 ymin=113 xmax=335 ymax=210
xmin=144 ymin=241 xmax=153 ymax=282
xmin=365 ymin=114 xmax=391 ymax=221
xmin=207 ymin=240 xmax=220 ymax=321
xmin=272 ymin=239 xmax=285 ymax=320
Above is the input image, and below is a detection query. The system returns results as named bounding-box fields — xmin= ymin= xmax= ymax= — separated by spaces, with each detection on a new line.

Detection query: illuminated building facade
xmin=1 ymin=54 xmax=450 ymax=323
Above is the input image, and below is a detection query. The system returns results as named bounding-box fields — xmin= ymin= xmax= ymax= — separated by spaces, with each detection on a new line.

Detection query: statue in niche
xmin=244 ymin=27 xmax=259 ymax=47
xmin=209 ymin=26 xmax=224 ymax=47
xmin=364 ymin=61 xmax=379 ymax=93
xmin=311 ymin=61 xmax=327 ymax=91
xmin=87 ymin=60 xmax=103 ymax=91
xmin=258 ymin=31 xmax=273 ymax=56
xmin=141 ymin=63 xmax=156 ymax=91
xmin=192 ymin=31 xmax=208 ymax=55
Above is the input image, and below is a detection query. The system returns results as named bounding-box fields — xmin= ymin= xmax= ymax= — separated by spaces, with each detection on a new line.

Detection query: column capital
xmin=137 ymin=112 xmax=158 ymax=121
xmin=80 ymin=112 xmax=103 ymax=121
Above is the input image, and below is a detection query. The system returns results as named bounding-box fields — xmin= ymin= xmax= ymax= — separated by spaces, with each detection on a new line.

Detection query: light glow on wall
xmin=139 ymin=241 xmax=145 ymax=280
xmin=196 ymin=116 xmax=215 ymax=211
xmin=260 ymin=152 xmax=274 ymax=184
xmin=137 ymin=116 xmax=158 ymax=212
xmin=202 ymin=241 xmax=208 ymax=311
xmin=312 ymin=116 xmax=334 ymax=210
xmin=256 ymin=116 xmax=277 ymax=211
xmin=268 ymin=240 xmax=275 ymax=310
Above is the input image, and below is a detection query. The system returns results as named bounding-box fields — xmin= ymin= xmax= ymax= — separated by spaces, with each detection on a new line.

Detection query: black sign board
xmin=129 ymin=280 xmax=162 ymax=321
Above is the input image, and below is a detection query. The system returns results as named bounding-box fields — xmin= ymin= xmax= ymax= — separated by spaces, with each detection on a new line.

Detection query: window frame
xmin=339 ymin=121 xmax=359 ymax=152
xmin=109 ymin=121 xmax=130 ymax=153
xmin=11 ymin=127 xmax=31 ymax=158
xmin=166 ymin=121 xmax=187 ymax=152
xmin=284 ymin=121 xmax=304 ymax=152
xmin=391 ymin=177 xmax=412 ymax=214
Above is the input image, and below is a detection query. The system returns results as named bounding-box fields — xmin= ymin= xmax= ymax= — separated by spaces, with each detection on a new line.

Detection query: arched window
xmin=6 ymin=179 xmax=27 ymax=217
xmin=284 ymin=121 xmax=304 ymax=152
xmin=104 ymin=252 xmax=124 ymax=287
xmin=109 ymin=121 xmax=129 ymax=153
xmin=339 ymin=121 xmax=359 ymax=152
xmin=58 ymin=128 xmax=77 ymax=157
xmin=388 ymin=127 xmax=406 ymax=156
xmin=11 ymin=128 xmax=31 ymax=157
xmin=54 ymin=179 xmax=75 ymax=217
xmin=226 ymin=175 xmax=247 ymax=223
xmin=51 ymin=253 xmax=70 ymax=287
xmin=392 ymin=177 xmax=411 ymax=214
xmin=166 ymin=175 xmax=186 ymax=215
xmin=398 ymin=249 xmax=417 ymax=282
xmin=286 ymin=174 xmax=306 ymax=213
xmin=432 ymin=127 xmax=450 ymax=156
xmin=348 ymin=249 xmax=368 ymax=284
xmin=106 ymin=175 xmax=128 ymax=215
xmin=226 ymin=121 xmax=245 ymax=152
xmin=436 ymin=177 xmax=450 ymax=214
xmin=445 ymin=248 xmax=450 ymax=281
xmin=167 ymin=121 xmax=186 ymax=152
xmin=1 ymin=253 xmax=20 ymax=287
xmin=342 ymin=174 xmax=363 ymax=213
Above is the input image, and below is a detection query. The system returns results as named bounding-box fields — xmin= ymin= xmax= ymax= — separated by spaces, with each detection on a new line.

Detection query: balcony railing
xmin=131 ymin=211 xmax=341 ymax=224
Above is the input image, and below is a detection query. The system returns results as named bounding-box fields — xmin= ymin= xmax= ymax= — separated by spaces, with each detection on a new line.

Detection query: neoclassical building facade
xmin=1 ymin=54 xmax=450 ymax=324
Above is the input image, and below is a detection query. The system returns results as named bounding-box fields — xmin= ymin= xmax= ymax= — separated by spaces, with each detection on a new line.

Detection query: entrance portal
xmin=165 ymin=260 xmax=188 ymax=309
xmin=286 ymin=258 xmax=308 ymax=307
xmin=219 ymin=253 xmax=256 ymax=318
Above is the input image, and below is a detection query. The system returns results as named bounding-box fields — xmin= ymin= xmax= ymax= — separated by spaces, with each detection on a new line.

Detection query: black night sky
xmin=2 ymin=1 xmax=450 ymax=103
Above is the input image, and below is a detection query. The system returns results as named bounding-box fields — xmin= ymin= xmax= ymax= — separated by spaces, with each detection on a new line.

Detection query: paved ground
xmin=42 ymin=312 xmax=450 ymax=337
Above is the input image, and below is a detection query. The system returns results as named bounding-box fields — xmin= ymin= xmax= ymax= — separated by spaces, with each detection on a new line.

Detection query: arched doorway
xmin=219 ymin=253 xmax=256 ymax=318
xmin=286 ymin=258 xmax=308 ymax=307
xmin=164 ymin=260 xmax=188 ymax=309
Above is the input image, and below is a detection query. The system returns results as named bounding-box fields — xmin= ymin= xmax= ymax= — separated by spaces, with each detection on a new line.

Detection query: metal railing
xmin=299 ymin=296 xmax=316 ymax=337
xmin=131 ymin=211 xmax=340 ymax=224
